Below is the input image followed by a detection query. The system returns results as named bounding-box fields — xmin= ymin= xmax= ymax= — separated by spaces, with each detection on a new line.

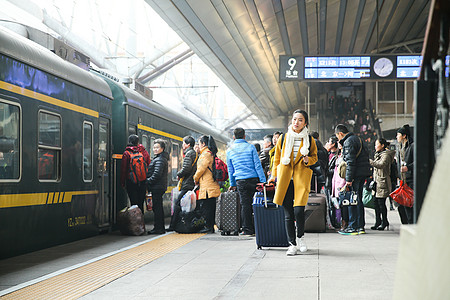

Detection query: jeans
xmin=347 ymin=177 xmax=366 ymax=230
xmin=236 ymin=177 xmax=258 ymax=234
xmin=151 ymin=190 xmax=165 ymax=231
xmin=282 ymin=181 xmax=305 ymax=245
xmin=126 ymin=179 xmax=147 ymax=213
xmin=169 ymin=189 xmax=189 ymax=229
xmin=198 ymin=197 xmax=216 ymax=230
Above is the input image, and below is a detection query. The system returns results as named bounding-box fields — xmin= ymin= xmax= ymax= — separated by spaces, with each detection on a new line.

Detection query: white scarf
xmin=281 ymin=125 xmax=310 ymax=165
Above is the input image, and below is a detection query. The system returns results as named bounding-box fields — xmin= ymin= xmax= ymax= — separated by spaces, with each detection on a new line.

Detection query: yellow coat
xmin=193 ymin=147 xmax=221 ymax=200
xmin=271 ymin=134 xmax=318 ymax=207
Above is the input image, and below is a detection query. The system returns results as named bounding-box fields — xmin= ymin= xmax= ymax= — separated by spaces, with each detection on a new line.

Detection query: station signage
xmin=279 ymin=54 xmax=449 ymax=81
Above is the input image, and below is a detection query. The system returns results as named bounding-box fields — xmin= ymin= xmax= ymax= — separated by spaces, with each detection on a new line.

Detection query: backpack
xmin=128 ymin=150 xmax=148 ymax=184
xmin=209 ymin=156 xmax=228 ymax=182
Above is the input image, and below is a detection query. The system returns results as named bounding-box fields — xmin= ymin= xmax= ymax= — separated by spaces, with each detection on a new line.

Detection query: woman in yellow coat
xmin=269 ymin=110 xmax=318 ymax=256
xmin=193 ymin=135 xmax=221 ymax=233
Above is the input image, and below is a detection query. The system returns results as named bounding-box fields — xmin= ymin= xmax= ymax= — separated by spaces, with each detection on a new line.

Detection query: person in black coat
xmin=396 ymin=124 xmax=414 ymax=224
xmin=167 ymin=136 xmax=198 ymax=231
xmin=147 ymin=139 xmax=169 ymax=234
xmin=335 ymin=124 xmax=372 ymax=235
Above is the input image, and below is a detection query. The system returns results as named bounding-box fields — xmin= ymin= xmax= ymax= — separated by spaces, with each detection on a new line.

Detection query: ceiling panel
xmin=146 ymin=0 xmax=430 ymax=123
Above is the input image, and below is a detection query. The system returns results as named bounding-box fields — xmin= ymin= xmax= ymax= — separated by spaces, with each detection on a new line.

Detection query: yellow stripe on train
xmin=0 ymin=81 xmax=99 ymax=118
xmin=0 ymin=190 xmax=98 ymax=208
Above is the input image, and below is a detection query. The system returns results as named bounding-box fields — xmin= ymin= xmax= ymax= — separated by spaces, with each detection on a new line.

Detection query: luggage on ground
xmin=305 ymin=176 xmax=327 ymax=233
xmin=216 ymin=191 xmax=240 ymax=235
xmin=175 ymin=210 xmax=206 ymax=233
xmin=253 ymin=187 xmax=289 ymax=249
xmin=117 ymin=205 xmax=145 ymax=236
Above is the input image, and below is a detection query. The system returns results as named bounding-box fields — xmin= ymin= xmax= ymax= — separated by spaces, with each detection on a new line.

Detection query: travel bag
xmin=117 ymin=205 xmax=145 ymax=236
xmin=305 ymin=177 xmax=327 ymax=233
xmin=215 ymin=191 xmax=240 ymax=235
xmin=253 ymin=186 xmax=289 ymax=249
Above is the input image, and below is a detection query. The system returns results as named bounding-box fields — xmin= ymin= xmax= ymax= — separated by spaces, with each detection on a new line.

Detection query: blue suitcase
xmin=253 ymin=190 xmax=289 ymax=249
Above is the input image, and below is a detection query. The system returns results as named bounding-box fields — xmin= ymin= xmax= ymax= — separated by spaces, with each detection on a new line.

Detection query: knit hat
xmin=397 ymin=124 xmax=410 ymax=136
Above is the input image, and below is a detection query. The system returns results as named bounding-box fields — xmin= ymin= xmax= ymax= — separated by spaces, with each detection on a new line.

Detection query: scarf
xmin=281 ymin=125 xmax=310 ymax=165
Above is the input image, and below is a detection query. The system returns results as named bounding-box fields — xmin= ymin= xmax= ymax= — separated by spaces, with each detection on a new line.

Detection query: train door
xmin=97 ymin=117 xmax=111 ymax=228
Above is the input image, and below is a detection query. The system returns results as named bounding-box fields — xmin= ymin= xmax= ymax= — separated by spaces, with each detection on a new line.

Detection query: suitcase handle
xmin=263 ymin=184 xmax=278 ymax=208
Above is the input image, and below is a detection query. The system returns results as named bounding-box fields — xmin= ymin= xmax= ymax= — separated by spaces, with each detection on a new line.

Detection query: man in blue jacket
xmin=227 ymin=128 xmax=266 ymax=236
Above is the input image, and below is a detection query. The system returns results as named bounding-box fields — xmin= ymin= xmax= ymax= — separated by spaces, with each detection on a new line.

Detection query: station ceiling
xmin=146 ymin=0 xmax=430 ymax=122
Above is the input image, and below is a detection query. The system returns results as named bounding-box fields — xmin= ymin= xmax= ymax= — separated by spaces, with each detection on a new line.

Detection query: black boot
xmin=377 ymin=198 xmax=389 ymax=230
xmin=371 ymin=198 xmax=381 ymax=230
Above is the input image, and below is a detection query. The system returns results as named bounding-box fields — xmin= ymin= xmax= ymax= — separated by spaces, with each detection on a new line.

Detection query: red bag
xmin=389 ymin=180 xmax=414 ymax=207
xmin=256 ymin=183 xmax=275 ymax=193
xmin=128 ymin=151 xmax=148 ymax=184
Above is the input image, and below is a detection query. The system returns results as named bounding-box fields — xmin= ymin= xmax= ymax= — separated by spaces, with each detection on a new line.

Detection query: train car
xmin=0 ymin=27 xmax=114 ymax=258
xmin=0 ymin=26 xmax=230 ymax=259
xmin=99 ymin=75 xmax=229 ymax=223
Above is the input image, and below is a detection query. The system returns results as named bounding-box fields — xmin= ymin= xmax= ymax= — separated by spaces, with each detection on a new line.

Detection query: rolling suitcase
xmin=305 ymin=177 xmax=327 ymax=233
xmin=253 ymin=186 xmax=289 ymax=249
xmin=215 ymin=191 xmax=240 ymax=235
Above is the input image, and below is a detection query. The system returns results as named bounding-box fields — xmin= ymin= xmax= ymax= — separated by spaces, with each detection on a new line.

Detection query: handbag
xmin=389 ymin=180 xmax=414 ymax=207
xmin=362 ymin=188 xmax=375 ymax=209
xmin=338 ymin=186 xmax=358 ymax=206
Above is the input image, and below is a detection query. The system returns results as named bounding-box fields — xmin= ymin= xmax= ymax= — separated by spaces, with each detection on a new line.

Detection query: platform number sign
xmin=279 ymin=55 xmax=302 ymax=81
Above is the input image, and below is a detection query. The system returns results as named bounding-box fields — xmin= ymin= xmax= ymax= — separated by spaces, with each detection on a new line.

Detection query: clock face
xmin=374 ymin=57 xmax=394 ymax=77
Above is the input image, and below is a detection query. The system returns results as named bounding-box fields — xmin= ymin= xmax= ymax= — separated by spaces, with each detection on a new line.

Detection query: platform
xmin=0 ymin=209 xmax=401 ymax=300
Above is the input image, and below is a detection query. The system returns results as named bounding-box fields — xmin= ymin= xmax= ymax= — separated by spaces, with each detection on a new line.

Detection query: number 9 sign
xmin=288 ymin=58 xmax=297 ymax=71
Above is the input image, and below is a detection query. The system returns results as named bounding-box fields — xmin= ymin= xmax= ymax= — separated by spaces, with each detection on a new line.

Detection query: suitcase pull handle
xmin=263 ymin=183 xmax=278 ymax=208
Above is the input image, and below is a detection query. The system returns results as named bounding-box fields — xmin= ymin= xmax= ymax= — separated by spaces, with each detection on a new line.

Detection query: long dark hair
xmin=292 ymin=109 xmax=309 ymax=127
xmin=199 ymin=135 xmax=218 ymax=156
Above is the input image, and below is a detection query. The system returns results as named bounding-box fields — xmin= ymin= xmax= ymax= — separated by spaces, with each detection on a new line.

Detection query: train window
xmin=0 ymin=101 xmax=20 ymax=181
xmin=142 ymin=135 xmax=150 ymax=153
xmin=128 ymin=125 xmax=136 ymax=136
xmin=83 ymin=122 xmax=93 ymax=181
xmin=171 ymin=143 xmax=179 ymax=181
xmin=150 ymin=137 xmax=155 ymax=157
xmin=38 ymin=111 xmax=61 ymax=181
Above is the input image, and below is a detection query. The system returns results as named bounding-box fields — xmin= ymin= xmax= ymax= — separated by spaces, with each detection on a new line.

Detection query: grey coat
xmin=370 ymin=149 xmax=395 ymax=198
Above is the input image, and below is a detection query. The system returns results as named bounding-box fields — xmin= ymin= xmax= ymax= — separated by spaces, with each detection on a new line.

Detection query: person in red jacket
xmin=120 ymin=134 xmax=151 ymax=213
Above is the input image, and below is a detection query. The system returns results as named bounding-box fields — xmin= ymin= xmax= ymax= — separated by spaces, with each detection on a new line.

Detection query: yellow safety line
xmin=0 ymin=81 xmax=99 ymax=118
xmin=0 ymin=233 xmax=205 ymax=300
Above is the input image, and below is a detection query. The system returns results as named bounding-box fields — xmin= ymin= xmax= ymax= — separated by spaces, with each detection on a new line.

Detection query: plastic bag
xmin=389 ymin=180 xmax=414 ymax=207
xmin=338 ymin=186 xmax=358 ymax=206
xmin=175 ymin=210 xmax=206 ymax=233
xmin=180 ymin=190 xmax=197 ymax=212
xmin=171 ymin=188 xmax=181 ymax=215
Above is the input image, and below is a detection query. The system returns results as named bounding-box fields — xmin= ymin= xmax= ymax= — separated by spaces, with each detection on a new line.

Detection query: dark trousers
xmin=198 ymin=197 xmax=217 ymax=230
xmin=398 ymin=205 xmax=413 ymax=224
xmin=151 ymin=190 xmax=165 ymax=231
xmin=347 ymin=177 xmax=366 ymax=230
xmin=236 ymin=177 xmax=258 ymax=234
xmin=126 ymin=179 xmax=147 ymax=213
xmin=282 ymin=181 xmax=305 ymax=245
xmin=373 ymin=197 xmax=389 ymax=226
xmin=169 ymin=189 xmax=188 ymax=229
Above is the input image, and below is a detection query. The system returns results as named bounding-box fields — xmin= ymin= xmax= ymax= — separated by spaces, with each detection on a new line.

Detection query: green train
xmin=0 ymin=26 xmax=229 ymax=259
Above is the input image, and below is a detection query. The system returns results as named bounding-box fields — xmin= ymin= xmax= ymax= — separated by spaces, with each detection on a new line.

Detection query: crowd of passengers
xmin=120 ymin=108 xmax=414 ymax=256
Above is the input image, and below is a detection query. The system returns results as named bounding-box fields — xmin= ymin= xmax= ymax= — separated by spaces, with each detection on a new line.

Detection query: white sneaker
xmin=298 ymin=237 xmax=307 ymax=253
xmin=286 ymin=243 xmax=298 ymax=256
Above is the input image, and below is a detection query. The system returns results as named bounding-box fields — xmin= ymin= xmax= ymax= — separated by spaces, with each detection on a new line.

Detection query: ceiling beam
xmin=273 ymin=0 xmax=292 ymax=54
xmin=361 ymin=0 xmax=385 ymax=53
xmin=298 ymin=0 xmax=309 ymax=55
xmin=319 ymin=0 xmax=327 ymax=54
xmin=397 ymin=0 xmax=430 ymax=44
xmin=382 ymin=0 xmax=415 ymax=47
xmin=334 ymin=0 xmax=347 ymax=53
xmin=377 ymin=0 xmax=400 ymax=51
xmin=348 ymin=0 xmax=366 ymax=53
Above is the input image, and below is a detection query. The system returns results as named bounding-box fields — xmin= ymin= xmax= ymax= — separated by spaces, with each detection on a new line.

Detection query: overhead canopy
xmin=145 ymin=0 xmax=429 ymax=122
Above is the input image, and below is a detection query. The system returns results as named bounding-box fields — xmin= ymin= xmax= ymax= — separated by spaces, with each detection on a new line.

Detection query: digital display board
xmin=280 ymin=55 xmax=450 ymax=81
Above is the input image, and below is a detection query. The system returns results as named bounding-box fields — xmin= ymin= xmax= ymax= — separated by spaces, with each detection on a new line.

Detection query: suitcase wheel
xmin=221 ymin=231 xmax=226 ymax=236
xmin=232 ymin=231 xmax=239 ymax=236
xmin=257 ymin=245 xmax=262 ymax=250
